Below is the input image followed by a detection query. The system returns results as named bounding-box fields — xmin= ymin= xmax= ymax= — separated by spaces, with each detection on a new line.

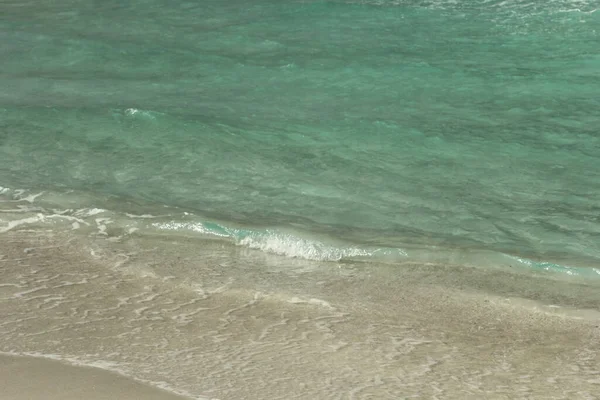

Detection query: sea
xmin=1 ymin=0 xmax=599 ymax=399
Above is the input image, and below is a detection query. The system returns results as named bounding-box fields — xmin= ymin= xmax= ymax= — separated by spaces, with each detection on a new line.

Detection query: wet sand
xmin=1 ymin=228 xmax=600 ymax=399
xmin=0 ymin=354 xmax=190 ymax=400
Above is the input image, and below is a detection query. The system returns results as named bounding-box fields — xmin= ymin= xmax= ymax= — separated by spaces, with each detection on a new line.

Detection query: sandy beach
xmin=0 ymin=354 xmax=189 ymax=400
xmin=1 ymin=227 xmax=599 ymax=399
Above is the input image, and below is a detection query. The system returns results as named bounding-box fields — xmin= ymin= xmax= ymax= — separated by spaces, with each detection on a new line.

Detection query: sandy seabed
xmin=1 ymin=227 xmax=600 ymax=400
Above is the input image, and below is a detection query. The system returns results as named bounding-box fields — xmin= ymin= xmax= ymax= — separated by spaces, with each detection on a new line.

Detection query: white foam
xmin=20 ymin=192 xmax=45 ymax=203
xmin=0 ymin=214 xmax=44 ymax=233
xmin=152 ymin=221 xmax=231 ymax=238
xmin=76 ymin=208 xmax=106 ymax=217
xmin=237 ymin=231 xmax=372 ymax=261
xmin=125 ymin=213 xmax=160 ymax=219
xmin=288 ymin=297 xmax=334 ymax=309
xmin=0 ymin=188 xmax=43 ymax=204
xmin=124 ymin=108 xmax=158 ymax=120
xmin=153 ymin=221 xmax=396 ymax=262
xmin=14 ymin=285 xmax=48 ymax=298
xmin=47 ymin=214 xmax=89 ymax=225
xmin=0 ymin=206 xmax=35 ymax=212
xmin=95 ymin=217 xmax=112 ymax=235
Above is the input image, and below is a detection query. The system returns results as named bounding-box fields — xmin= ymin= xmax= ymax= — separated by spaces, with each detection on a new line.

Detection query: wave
xmin=1 ymin=186 xmax=598 ymax=279
xmin=156 ymin=220 xmax=600 ymax=278
xmin=335 ymin=0 xmax=598 ymax=13
xmin=152 ymin=220 xmax=407 ymax=261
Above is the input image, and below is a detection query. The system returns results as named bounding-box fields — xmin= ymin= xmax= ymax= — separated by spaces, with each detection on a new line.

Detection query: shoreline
xmin=1 ymin=228 xmax=599 ymax=399
xmin=1 ymin=185 xmax=599 ymax=274
xmin=0 ymin=354 xmax=194 ymax=400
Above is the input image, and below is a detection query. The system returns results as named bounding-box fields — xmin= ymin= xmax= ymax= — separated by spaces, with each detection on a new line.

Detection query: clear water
xmin=2 ymin=3 xmax=600 ymax=398
xmin=1 ymin=0 xmax=599 ymax=270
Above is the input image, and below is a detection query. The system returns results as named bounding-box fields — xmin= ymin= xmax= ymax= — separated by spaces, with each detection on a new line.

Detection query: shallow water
xmin=1 ymin=226 xmax=600 ymax=399
xmin=1 ymin=0 xmax=599 ymax=269
xmin=1 ymin=1 xmax=600 ymax=398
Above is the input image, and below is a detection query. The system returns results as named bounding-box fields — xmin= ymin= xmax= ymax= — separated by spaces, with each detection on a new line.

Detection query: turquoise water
xmin=1 ymin=0 xmax=599 ymax=270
